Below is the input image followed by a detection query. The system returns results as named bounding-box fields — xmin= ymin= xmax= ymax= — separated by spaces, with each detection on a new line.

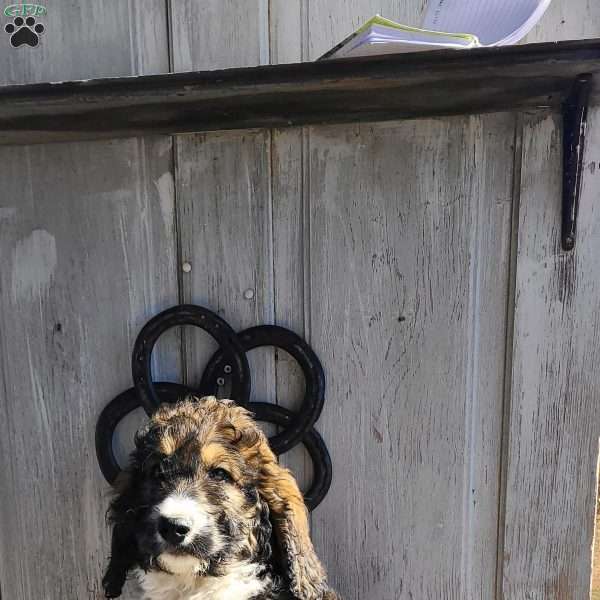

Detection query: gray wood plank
xmin=306 ymin=115 xmax=515 ymax=599
xmin=523 ymin=0 xmax=600 ymax=43
xmin=169 ymin=0 xmax=308 ymax=477
xmin=499 ymin=3 xmax=600 ymax=598
xmin=0 ymin=0 xmax=169 ymax=84
xmin=169 ymin=3 xmax=273 ymax=401
xmin=269 ymin=0 xmax=305 ymax=64
xmin=267 ymin=9 xmax=315 ymax=491
xmin=0 ymin=137 xmax=179 ymax=599
xmin=301 ymin=0 xmax=426 ymax=60
xmin=0 ymin=3 xmax=172 ymax=598
xmin=270 ymin=4 xmax=517 ymax=595
xmin=500 ymin=108 xmax=600 ymax=600
xmin=270 ymin=127 xmax=314 ymax=491
xmin=169 ymin=0 xmax=269 ymax=70
xmin=174 ymin=129 xmax=276 ymax=411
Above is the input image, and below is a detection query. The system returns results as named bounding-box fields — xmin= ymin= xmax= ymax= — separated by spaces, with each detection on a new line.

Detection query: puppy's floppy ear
xmin=102 ymin=472 xmax=139 ymax=598
xmin=250 ymin=438 xmax=329 ymax=600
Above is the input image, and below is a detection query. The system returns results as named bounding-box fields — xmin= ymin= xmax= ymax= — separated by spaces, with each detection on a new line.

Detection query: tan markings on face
xmin=155 ymin=415 xmax=204 ymax=459
xmin=224 ymin=484 xmax=251 ymax=515
xmin=158 ymin=432 xmax=177 ymax=455
xmin=148 ymin=397 xmax=264 ymax=484
xmin=200 ymin=443 xmax=226 ymax=466
xmin=200 ymin=441 xmax=247 ymax=482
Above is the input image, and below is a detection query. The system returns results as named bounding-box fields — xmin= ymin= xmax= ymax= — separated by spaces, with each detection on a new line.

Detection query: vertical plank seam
xmin=266 ymin=128 xmax=277 ymax=407
xmin=301 ymin=0 xmax=310 ymax=336
xmin=300 ymin=0 xmax=312 ymax=529
xmin=263 ymin=0 xmax=275 ymax=411
xmin=301 ymin=126 xmax=313 ymax=528
xmin=165 ymin=0 xmax=175 ymax=73
xmin=172 ymin=139 xmax=188 ymax=384
xmin=165 ymin=0 xmax=187 ymax=383
xmin=0 ymin=306 xmax=10 ymax=599
xmin=460 ymin=115 xmax=483 ymax=599
xmin=267 ymin=0 xmax=273 ymax=65
xmin=126 ymin=0 xmax=136 ymax=74
xmin=494 ymin=113 xmax=524 ymax=600
xmin=258 ymin=0 xmax=270 ymax=66
xmin=269 ymin=128 xmax=280 ymax=410
xmin=266 ymin=0 xmax=282 ymax=425
xmin=300 ymin=0 xmax=309 ymax=62
xmin=302 ymin=128 xmax=312 ymax=342
xmin=130 ymin=137 xmax=149 ymax=334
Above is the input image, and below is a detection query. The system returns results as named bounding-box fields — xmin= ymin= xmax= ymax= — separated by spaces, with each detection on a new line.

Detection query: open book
xmin=320 ymin=0 xmax=553 ymax=60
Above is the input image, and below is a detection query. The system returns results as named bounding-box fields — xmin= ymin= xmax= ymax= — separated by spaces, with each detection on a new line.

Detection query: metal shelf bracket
xmin=562 ymin=73 xmax=593 ymax=251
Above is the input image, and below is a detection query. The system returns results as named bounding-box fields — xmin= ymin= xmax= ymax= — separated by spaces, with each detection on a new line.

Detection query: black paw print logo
xmin=5 ymin=16 xmax=44 ymax=48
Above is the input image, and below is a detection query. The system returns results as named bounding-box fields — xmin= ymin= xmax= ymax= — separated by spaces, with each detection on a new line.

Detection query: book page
xmin=319 ymin=15 xmax=478 ymax=60
xmin=422 ymin=0 xmax=553 ymax=46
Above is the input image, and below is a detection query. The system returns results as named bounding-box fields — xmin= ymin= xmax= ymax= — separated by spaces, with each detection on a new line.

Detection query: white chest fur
xmin=137 ymin=561 xmax=269 ymax=600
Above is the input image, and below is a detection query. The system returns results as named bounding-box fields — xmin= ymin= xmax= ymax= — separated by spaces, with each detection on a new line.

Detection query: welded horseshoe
xmin=201 ymin=325 xmax=325 ymax=455
xmin=96 ymin=305 xmax=332 ymax=511
xmin=95 ymin=382 xmax=191 ymax=484
xmin=132 ymin=304 xmax=251 ymax=415
xmin=249 ymin=402 xmax=332 ymax=510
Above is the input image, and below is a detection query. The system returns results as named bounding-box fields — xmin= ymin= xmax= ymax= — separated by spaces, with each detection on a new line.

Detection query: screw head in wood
xmin=243 ymin=288 xmax=255 ymax=300
xmin=182 ymin=262 xmax=192 ymax=273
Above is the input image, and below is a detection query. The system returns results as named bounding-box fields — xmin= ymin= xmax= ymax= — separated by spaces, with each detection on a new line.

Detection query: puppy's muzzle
xmin=158 ymin=516 xmax=191 ymax=547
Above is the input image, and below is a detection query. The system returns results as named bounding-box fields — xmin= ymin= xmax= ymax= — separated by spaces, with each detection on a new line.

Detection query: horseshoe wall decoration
xmin=95 ymin=304 xmax=332 ymax=510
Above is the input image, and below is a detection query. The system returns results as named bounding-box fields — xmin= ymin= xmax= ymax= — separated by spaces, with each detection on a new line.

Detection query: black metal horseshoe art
xmin=95 ymin=382 xmax=190 ymax=485
xmin=248 ymin=402 xmax=332 ymax=512
xmin=201 ymin=325 xmax=325 ymax=455
xmin=132 ymin=304 xmax=251 ymax=415
xmin=95 ymin=304 xmax=332 ymax=510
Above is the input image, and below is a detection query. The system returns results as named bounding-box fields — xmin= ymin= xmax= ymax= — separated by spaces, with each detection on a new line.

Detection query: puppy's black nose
xmin=158 ymin=516 xmax=190 ymax=546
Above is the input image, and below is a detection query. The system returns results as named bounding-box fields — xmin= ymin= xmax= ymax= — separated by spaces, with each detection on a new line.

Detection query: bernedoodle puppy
xmin=102 ymin=396 xmax=340 ymax=600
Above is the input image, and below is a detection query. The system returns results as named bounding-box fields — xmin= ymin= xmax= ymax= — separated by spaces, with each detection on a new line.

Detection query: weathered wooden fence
xmin=1 ymin=1 xmax=599 ymax=598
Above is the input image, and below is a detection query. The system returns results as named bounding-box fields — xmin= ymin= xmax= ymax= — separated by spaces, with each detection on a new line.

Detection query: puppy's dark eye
xmin=150 ymin=464 xmax=163 ymax=479
xmin=207 ymin=467 xmax=232 ymax=482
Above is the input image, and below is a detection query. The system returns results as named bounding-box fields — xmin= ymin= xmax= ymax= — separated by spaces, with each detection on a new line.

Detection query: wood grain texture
xmin=306 ymin=115 xmax=515 ymax=599
xmin=269 ymin=127 xmax=314 ymax=490
xmin=524 ymin=0 xmax=600 ymax=43
xmin=169 ymin=0 xmax=269 ymax=70
xmin=499 ymin=3 xmax=600 ymax=598
xmin=0 ymin=0 xmax=169 ymax=84
xmin=168 ymin=2 xmax=272 ymax=382
xmin=0 ymin=4 xmax=173 ymax=599
xmin=170 ymin=0 xmax=319 ymax=496
xmin=271 ymin=3 xmax=516 ymax=596
xmin=301 ymin=0 xmax=426 ymax=60
xmin=500 ymin=109 xmax=600 ymax=600
xmin=169 ymin=0 xmax=274 ymax=423
xmin=0 ymin=137 xmax=179 ymax=599
xmin=267 ymin=8 xmax=315 ymax=490
xmin=0 ymin=3 xmax=598 ymax=600
xmin=174 ymin=130 xmax=275 ymax=408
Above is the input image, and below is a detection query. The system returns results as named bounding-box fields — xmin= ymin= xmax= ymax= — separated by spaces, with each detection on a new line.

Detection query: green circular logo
xmin=4 ymin=4 xmax=46 ymax=18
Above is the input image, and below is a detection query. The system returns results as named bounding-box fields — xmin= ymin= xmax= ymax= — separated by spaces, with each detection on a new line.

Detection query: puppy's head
xmin=103 ymin=397 xmax=329 ymax=599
